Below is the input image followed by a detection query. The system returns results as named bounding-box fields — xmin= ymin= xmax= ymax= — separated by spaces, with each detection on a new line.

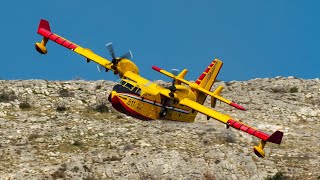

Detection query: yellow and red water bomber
xmin=35 ymin=19 xmax=283 ymax=158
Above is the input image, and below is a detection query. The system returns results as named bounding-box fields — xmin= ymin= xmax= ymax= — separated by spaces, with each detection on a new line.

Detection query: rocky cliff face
xmin=0 ymin=77 xmax=319 ymax=179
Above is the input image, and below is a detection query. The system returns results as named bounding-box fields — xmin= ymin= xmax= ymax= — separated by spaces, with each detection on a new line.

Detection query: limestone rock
xmin=0 ymin=78 xmax=319 ymax=179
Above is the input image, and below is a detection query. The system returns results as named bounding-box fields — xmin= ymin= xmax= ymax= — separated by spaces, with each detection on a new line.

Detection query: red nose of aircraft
xmin=109 ymin=91 xmax=123 ymax=113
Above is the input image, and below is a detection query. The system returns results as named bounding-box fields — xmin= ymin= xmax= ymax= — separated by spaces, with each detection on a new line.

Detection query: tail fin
xmin=35 ymin=19 xmax=78 ymax=54
xmin=253 ymin=130 xmax=284 ymax=158
xmin=196 ymin=59 xmax=223 ymax=104
xmin=38 ymin=19 xmax=51 ymax=32
xmin=35 ymin=19 xmax=51 ymax=54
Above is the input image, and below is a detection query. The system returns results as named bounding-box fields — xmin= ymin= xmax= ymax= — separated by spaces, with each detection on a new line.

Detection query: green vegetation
xmin=266 ymin=171 xmax=286 ymax=180
xmin=56 ymin=141 xmax=88 ymax=153
xmin=271 ymin=87 xmax=286 ymax=93
xmin=19 ymin=101 xmax=32 ymax=110
xmin=28 ymin=133 xmax=40 ymax=141
xmin=96 ymin=84 xmax=102 ymax=89
xmin=0 ymin=91 xmax=17 ymax=102
xmin=56 ymin=105 xmax=67 ymax=112
xmin=290 ymin=86 xmax=298 ymax=93
xmin=92 ymin=100 xmax=109 ymax=113
xmin=58 ymin=89 xmax=74 ymax=97
xmin=51 ymin=163 xmax=67 ymax=179
xmin=72 ymin=140 xmax=83 ymax=147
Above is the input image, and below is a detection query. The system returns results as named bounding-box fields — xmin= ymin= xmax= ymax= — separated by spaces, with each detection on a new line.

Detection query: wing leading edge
xmin=179 ymin=98 xmax=283 ymax=157
xmin=36 ymin=19 xmax=114 ymax=72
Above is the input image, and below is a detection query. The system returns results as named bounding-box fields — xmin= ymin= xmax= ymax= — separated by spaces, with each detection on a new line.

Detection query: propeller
xmin=106 ymin=43 xmax=133 ymax=70
xmin=168 ymin=69 xmax=179 ymax=98
xmin=97 ymin=43 xmax=133 ymax=73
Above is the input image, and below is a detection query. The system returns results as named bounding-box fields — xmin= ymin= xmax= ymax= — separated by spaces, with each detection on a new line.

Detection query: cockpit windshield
xmin=125 ymin=83 xmax=134 ymax=90
xmin=119 ymin=80 xmax=126 ymax=86
xmin=114 ymin=80 xmax=141 ymax=95
xmin=118 ymin=80 xmax=134 ymax=90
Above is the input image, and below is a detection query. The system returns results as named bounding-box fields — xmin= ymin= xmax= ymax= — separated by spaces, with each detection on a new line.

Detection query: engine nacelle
xmin=116 ymin=59 xmax=139 ymax=76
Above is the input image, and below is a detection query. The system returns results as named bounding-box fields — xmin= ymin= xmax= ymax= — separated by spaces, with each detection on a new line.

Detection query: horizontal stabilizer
xmin=212 ymin=86 xmax=246 ymax=111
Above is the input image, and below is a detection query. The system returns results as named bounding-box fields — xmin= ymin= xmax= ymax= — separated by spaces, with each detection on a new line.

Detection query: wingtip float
xmin=35 ymin=19 xmax=283 ymax=158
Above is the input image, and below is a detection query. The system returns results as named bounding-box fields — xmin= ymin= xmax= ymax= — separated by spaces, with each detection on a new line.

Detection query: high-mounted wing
xmin=36 ymin=19 xmax=140 ymax=77
xmin=179 ymin=98 xmax=283 ymax=158
xmin=35 ymin=19 xmax=114 ymax=71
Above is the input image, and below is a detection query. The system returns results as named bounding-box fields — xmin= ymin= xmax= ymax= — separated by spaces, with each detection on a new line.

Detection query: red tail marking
xmin=246 ymin=128 xmax=256 ymax=135
xmin=152 ymin=66 xmax=162 ymax=72
xmin=227 ymin=119 xmax=270 ymax=141
xmin=230 ymin=102 xmax=247 ymax=111
xmin=204 ymin=67 xmax=210 ymax=73
xmin=37 ymin=20 xmax=78 ymax=51
xmin=198 ymin=73 xmax=206 ymax=81
xmin=38 ymin=19 xmax=51 ymax=32
xmin=240 ymin=125 xmax=249 ymax=132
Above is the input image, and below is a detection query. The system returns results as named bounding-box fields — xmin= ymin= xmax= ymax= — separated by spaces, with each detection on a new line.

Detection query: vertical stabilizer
xmin=196 ymin=59 xmax=223 ymax=104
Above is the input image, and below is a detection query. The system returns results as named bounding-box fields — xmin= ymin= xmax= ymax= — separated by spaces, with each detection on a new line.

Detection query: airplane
xmin=35 ymin=19 xmax=283 ymax=158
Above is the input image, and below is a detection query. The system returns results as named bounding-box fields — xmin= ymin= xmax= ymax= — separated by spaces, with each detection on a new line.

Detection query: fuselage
xmin=108 ymin=71 xmax=198 ymax=122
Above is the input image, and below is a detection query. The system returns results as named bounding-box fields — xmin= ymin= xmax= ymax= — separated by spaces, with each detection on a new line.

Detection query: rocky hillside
xmin=0 ymin=77 xmax=319 ymax=179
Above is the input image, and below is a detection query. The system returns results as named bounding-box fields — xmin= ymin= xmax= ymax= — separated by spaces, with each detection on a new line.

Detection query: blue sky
xmin=0 ymin=0 xmax=319 ymax=81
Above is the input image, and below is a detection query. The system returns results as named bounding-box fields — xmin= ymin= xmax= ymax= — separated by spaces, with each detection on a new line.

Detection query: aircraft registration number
xmin=127 ymin=99 xmax=136 ymax=107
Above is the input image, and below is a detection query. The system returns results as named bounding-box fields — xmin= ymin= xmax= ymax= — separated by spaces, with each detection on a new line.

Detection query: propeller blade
xmin=97 ymin=65 xmax=103 ymax=72
xmin=171 ymin=69 xmax=179 ymax=76
xmin=119 ymin=50 xmax=133 ymax=60
xmin=171 ymin=69 xmax=179 ymax=87
xmin=97 ymin=65 xmax=108 ymax=72
xmin=105 ymin=42 xmax=116 ymax=60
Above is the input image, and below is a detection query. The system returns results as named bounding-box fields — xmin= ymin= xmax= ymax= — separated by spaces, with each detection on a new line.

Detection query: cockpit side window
xmin=136 ymin=88 xmax=141 ymax=95
xmin=125 ymin=83 xmax=134 ymax=90
xmin=132 ymin=87 xmax=138 ymax=92
xmin=120 ymin=80 xmax=126 ymax=85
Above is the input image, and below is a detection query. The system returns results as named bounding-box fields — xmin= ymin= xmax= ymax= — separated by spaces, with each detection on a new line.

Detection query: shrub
xmin=56 ymin=105 xmax=67 ymax=112
xmin=58 ymin=89 xmax=74 ymax=97
xmin=96 ymin=85 xmax=102 ymax=89
xmin=51 ymin=163 xmax=67 ymax=179
xmin=28 ymin=133 xmax=40 ymax=141
xmin=271 ymin=86 xmax=287 ymax=93
xmin=266 ymin=171 xmax=286 ymax=180
xmin=0 ymin=91 xmax=17 ymax=102
xmin=19 ymin=102 xmax=31 ymax=110
xmin=93 ymin=101 xmax=109 ymax=113
xmin=203 ymin=169 xmax=216 ymax=180
xmin=116 ymin=114 xmax=125 ymax=119
xmin=289 ymin=87 xmax=298 ymax=93
xmin=72 ymin=140 xmax=82 ymax=147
